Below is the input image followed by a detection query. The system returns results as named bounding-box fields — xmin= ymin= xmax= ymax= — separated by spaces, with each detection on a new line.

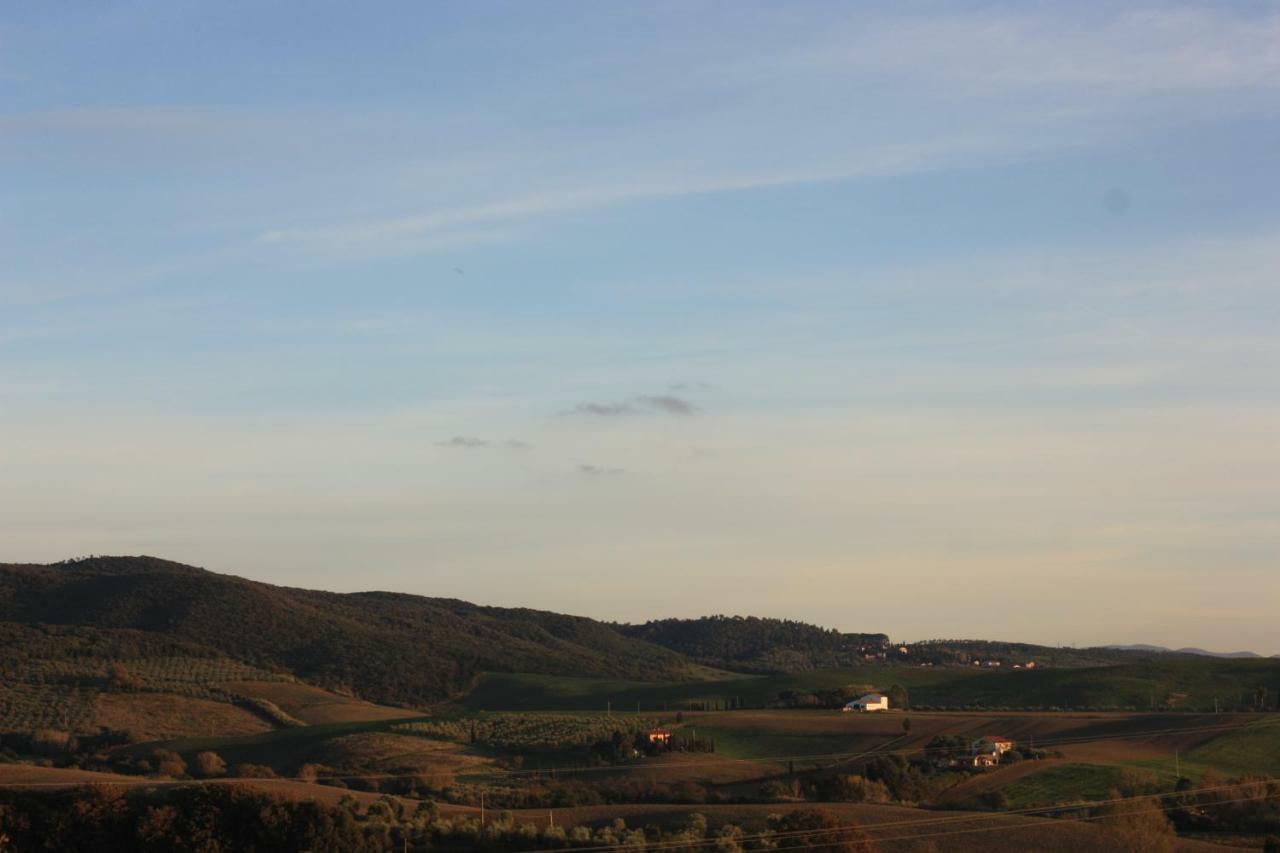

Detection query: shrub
xmin=234 ymin=763 xmax=277 ymax=779
xmin=194 ymin=751 xmax=226 ymax=778
xmin=150 ymin=749 xmax=188 ymax=778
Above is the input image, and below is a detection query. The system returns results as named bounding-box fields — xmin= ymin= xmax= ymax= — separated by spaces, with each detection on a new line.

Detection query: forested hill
xmin=0 ymin=556 xmax=706 ymax=707
xmin=619 ymin=615 xmax=890 ymax=671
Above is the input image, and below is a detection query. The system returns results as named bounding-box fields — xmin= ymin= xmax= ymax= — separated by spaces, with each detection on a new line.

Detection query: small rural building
xmin=843 ymin=693 xmax=890 ymax=712
xmin=971 ymin=735 xmax=1015 ymax=755
xmin=969 ymin=752 xmax=999 ymax=768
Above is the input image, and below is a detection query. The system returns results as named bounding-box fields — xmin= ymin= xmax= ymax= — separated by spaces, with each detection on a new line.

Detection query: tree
xmin=1097 ymin=790 xmax=1175 ymax=853
xmin=769 ymin=809 xmax=878 ymax=853
xmin=818 ymin=775 xmax=890 ymax=804
xmin=150 ymin=749 xmax=187 ymax=778
xmin=194 ymin=751 xmax=227 ymax=778
xmin=885 ymin=684 xmax=909 ymax=710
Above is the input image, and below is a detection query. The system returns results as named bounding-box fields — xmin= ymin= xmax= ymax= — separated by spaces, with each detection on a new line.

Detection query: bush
xmin=769 ymin=809 xmax=877 ymax=853
xmin=194 ymin=751 xmax=227 ymax=778
xmin=817 ymin=775 xmax=890 ymax=803
xmin=234 ymin=763 xmax=277 ymax=779
xmin=1096 ymin=788 xmax=1175 ymax=853
xmin=758 ymin=780 xmax=793 ymax=802
xmin=150 ymin=749 xmax=188 ymax=778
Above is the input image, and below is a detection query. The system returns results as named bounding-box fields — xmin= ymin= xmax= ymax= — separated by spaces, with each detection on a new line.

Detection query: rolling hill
xmin=0 ymin=556 xmax=708 ymax=708
xmin=4 ymin=556 xmax=1276 ymax=721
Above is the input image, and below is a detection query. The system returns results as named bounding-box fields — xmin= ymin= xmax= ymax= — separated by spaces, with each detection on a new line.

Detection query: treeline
xmin=902 ymin=639 xmax=1170 ymax=667
xmin=620 ymin=616 xmax=888 ymax=671
xmin=0 ymin=786 xmax=879 ymax=853
xmin=773 ymin=684 xmax=909 ymax=710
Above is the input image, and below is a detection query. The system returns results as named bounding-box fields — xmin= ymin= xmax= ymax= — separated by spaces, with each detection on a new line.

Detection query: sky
xmin=2 ymin=1 xmax=1278 ymax=653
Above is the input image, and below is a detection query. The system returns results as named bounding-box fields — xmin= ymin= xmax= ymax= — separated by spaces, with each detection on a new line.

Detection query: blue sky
xmin=2 ymin=1 xmax=1278 ymax=652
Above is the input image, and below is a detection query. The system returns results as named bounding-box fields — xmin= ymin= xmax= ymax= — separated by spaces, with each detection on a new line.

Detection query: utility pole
xmin=1175 ymin=748 xmax=1180 ymax=779
xmin=607 ymin=701 xmax=611 ymax=717
xmin=480 ymin=791 xmax=485 ymax=827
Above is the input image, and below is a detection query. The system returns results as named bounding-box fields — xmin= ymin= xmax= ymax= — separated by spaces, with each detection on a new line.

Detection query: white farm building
xmin=843 ymin=693 xmax=890 ymax=712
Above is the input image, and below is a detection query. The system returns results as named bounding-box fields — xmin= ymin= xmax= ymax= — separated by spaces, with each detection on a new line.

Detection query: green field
xmin=999 ymin=762 xmax=1129 ymax=807
xmin=457 ymin=667 xmax=979 ymax=712
xmin=458 ymin=658 xmax=1280 ymax=713
xmin=1184 ymin=718 xmax=1280 ymax=777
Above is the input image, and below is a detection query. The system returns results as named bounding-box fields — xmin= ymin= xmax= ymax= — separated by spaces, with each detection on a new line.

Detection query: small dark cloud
xmin=637 ymin=395 xmax=697 ymax=416
xmin=579 ymin=464 xmax=625 ymax=476
xmin=438 ymin=435 xmax=487 ymax=448
xmin=566 ymin=394 xmax=698 ymax=417
xmin=568 ymin=401 xmax=639 ymax=417
xmin=437 ymin=435 xmax=531 ymax=450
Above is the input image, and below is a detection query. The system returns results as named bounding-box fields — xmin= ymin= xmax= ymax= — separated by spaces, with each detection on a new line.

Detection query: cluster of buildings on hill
xmin=838 ymin=694 xmax=1017 ymax=768
xmin=951 ymin=735 xmax=1016 ymax=768
xmin=970 ymin=659 xmax=1037 ymax=669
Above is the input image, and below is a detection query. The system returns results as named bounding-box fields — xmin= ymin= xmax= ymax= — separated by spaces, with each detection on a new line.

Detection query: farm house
xmin=843 ymin=693 xmax=890 ymax=712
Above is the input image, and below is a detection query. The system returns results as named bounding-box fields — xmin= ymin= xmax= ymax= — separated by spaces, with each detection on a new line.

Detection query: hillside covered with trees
xmin=0 ymin=557 xmax=706 ymax=708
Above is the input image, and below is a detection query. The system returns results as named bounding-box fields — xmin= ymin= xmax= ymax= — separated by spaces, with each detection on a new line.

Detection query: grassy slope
xmin=93 ymin=693 xmax=273 ymax=741
xmin=224 ymin=681 xmax=420 ymax=725
xmin=1183 ymin=718 xmax=1280 ymax=777
xmin=121 ymin=714 xmax=433 ymax=771
xmin=999 ymin=762 xmax=1129 ymax=807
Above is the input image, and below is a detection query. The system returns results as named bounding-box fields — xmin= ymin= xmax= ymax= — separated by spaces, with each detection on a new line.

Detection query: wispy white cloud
xmin=255 ymin=129 xmax=1058 ymax=256
xmin=253 ymin=6 xmax=1280 ymax=259
xmin=795 ymin=7 xmax=1280 ymax=98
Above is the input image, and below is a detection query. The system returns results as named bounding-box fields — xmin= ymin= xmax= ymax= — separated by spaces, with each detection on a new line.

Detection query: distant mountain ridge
xmin=1105 ymin=643 xmax=1268 ymax=659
